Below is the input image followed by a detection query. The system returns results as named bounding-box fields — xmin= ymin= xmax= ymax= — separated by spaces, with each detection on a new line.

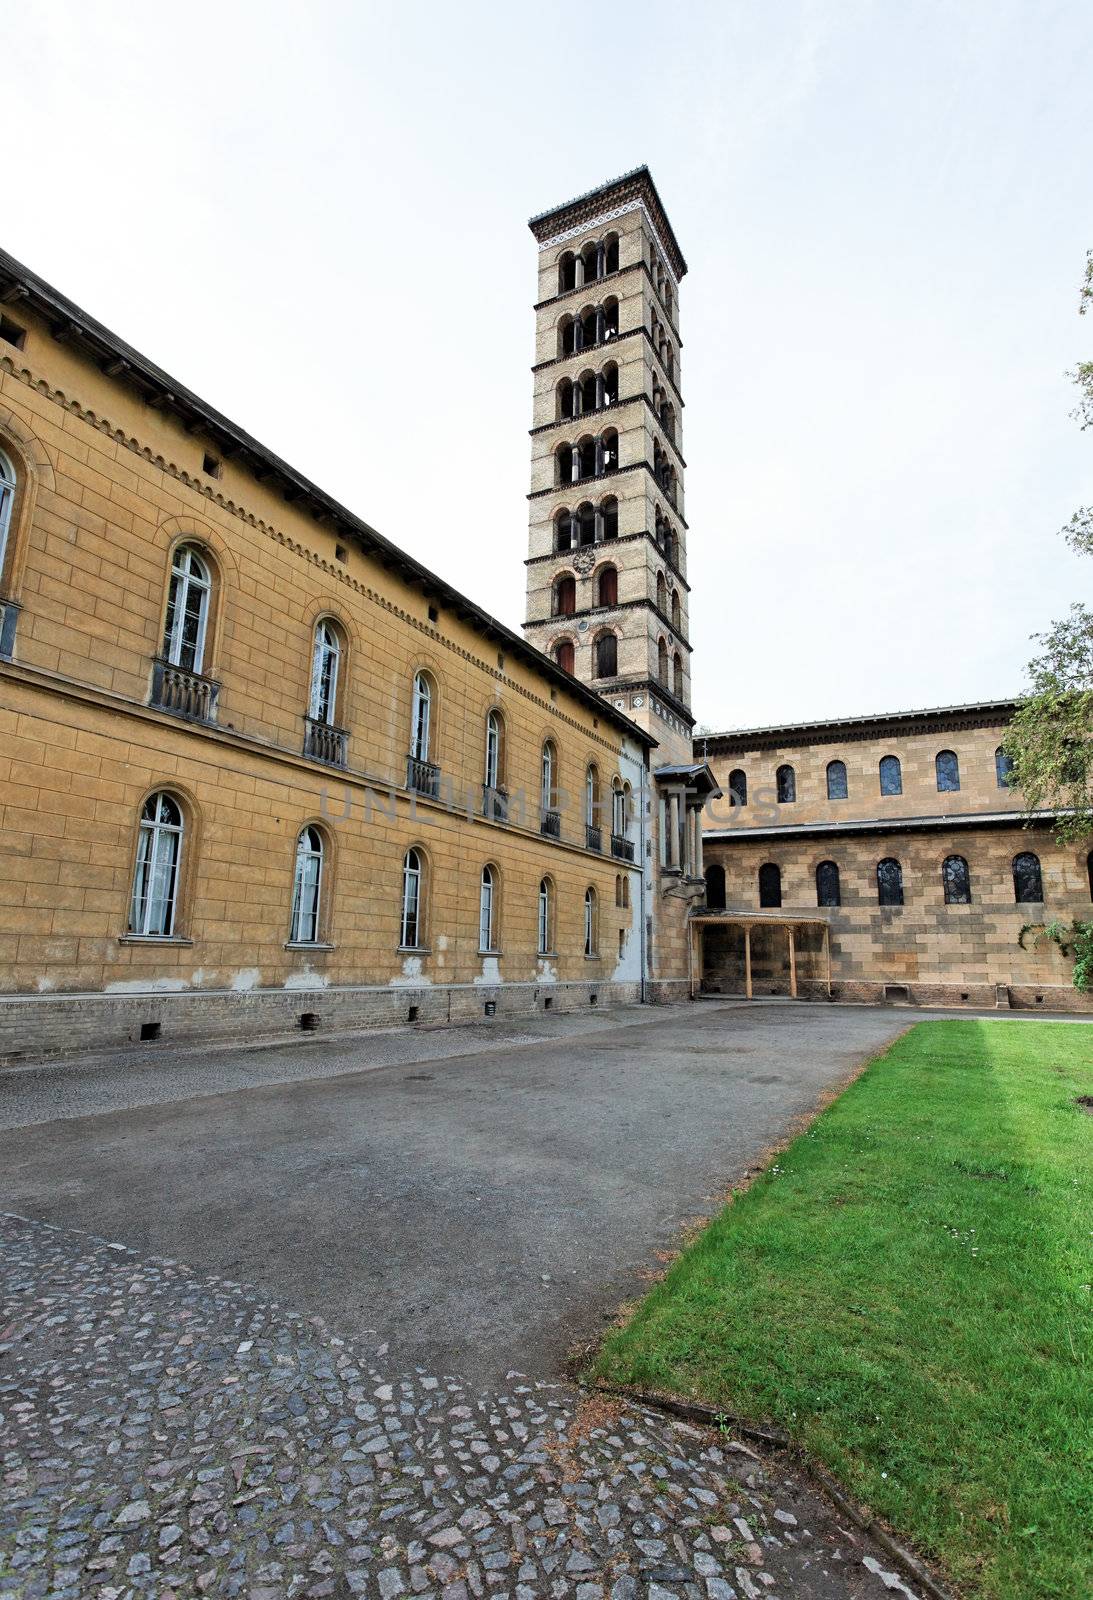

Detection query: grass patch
xmin=594 ymin=1020 xmax=1092 ymax=1599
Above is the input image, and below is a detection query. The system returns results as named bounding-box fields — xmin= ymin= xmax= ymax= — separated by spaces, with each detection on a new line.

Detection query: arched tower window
xmin=942 ymin=855 xmax=971 ymax=904
xmin=595 ymin=565 xmax=617 ymax=607
xmin=816 ymin=860 xmax=840 ymax=907
xmin=553 ymin=639 xmax=574 ymax=674
xmin=879 ymin=755 xmax=902 ymax=795
xmin=758 ymin=863 xmax=782 ymax=909
xmin=670 ymin=590 xmax=681 ymax=630
xmin=657 ymin=637 xmax=668 ymax=686
xmin=594 ymin=632 xmax=617 ymax=678
xmin=672 ymin=651 xmax=683 ymax=698
xmin=826 ymin=760 xmax=848 ymax=801
xmin=552 ymin=573 xmax=576 ymax=616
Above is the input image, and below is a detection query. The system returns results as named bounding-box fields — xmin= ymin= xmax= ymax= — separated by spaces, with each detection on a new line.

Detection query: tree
xmin=1004 ymin=250 xmax=1093 ymax=842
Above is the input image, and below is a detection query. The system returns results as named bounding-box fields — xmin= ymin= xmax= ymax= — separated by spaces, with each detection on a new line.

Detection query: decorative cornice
xmin=528 ymin=167 xmax=687 ymax=281
xmin=696 ymin=701 xmax=1019 ymax=756
xmin=703 ymin=808 xmax=1055 ymax=845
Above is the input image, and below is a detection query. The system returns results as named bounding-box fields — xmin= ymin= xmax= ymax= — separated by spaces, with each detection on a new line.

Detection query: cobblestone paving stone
xmin=0 ymin=1214 xmax=916 ymax=1600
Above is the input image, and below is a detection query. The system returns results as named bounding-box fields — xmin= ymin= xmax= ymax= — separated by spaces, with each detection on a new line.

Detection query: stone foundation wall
xmin=0 ymin=979 xmax=644 ymax=1067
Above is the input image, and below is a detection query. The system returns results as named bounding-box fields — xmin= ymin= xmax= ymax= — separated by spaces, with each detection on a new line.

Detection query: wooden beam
xmin=744 ymin=925 xmax=752 ymax=1001
xmin=788 ymin=924 xmax=797 ymax=1000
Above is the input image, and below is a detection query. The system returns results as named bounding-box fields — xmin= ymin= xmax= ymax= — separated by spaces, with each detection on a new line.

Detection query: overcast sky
xmin=6 ymin=1 xmax=1090 ymax=729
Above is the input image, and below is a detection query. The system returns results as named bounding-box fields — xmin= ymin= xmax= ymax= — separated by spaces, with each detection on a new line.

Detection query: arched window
xmin=400 ymin=848 xmax=424 ymax=947
xmin=129 ymin=792 xmax=184 ymax=937
xmin=584 ymin=886 xmax=598 ymax=956
xmin=541 ymin=739 xmax=558 ymax=814
xmin=1013 ymin=852 xmax=1043 ymax=904
xmin=600 ymin=428 xmax=619 ymax=474
xmin=559 ymin=315 xmax=577 ymax=356
xmin=816 ymin=860 xmax=840 ymax=907
xmin=538 ymin=877 xmax=554 ymax=955
xmin=995 ymin=746 xmax=1016 ymax=788
xmin=0 ymin=447 xmax=16 ymax=584
xmin=670 ymin=590 xmax=681 ymax=630
xmin=596 ymin=565 xmax=618 ymax=607
xmin=611 ymin=777 xmax=627 ymax=839
xmin=729 ymin=769 xmax=747 ymax=808
xmin=554 ymin=638 xmax=575 ymax=674
xmin=942 ymin=855 xmax=971 ymax=905
xmin=554 ymin=508 xmax=574 ymax=552
xmin=758 ymin=863 xmax=782 ymax=909
xmin=558 ymin=252 xmax=576 ymax=293
xmin=657 ymin=637 xmax=669 ymax=686
xmin=601 ymin=495 xmax=619 ymax=540
xmin=308 ymin=620 xmax=342 ymax=726
xmin=594 ymin=632 xmax=617 ymax=678
xmin=479 ymin=864 xmax=498 ymax=953
xmin=705 ymin=863 xmax=726 ymax=909
xmin=290 ymin=825 xmax=324 ymax=943
xmin=484 ymin=709 xmax=504 ymax=790
xmin=672 ymin=652 xmax=683 ymax=697
xmin=410 ymin=671 xmax=432 ymax=762
xmin=826 ymin=760 xmax=848 ymax=801
xmin=776 ymin=765 xmax=796 ymax=804
xmin=162 ymin=544 xmax=211 ymax=672
xmin=656 ymin=571 xmax=667 ymax=612
xmin=586 ymin=763 xmax=601 ymax=842
xmin=877 ymin=858 xmax=904 ymax=906
xmin=576 ymin=502 xmax=596 ymax=545
xmin=935 ymin=750 xmax=960 ymax=792
xmin=553 ymin=573 xmax=576 ymax=616
xmin=879 ymin=755 xmax=902 ymax=796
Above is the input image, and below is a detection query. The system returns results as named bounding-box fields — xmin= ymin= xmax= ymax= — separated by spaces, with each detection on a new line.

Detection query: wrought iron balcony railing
xmin=303 ymin=716 xmax=348 ymax=768
xmin=407 ymin=755 xmax=441 ymax=798
xmin=610 ymin=833 xmax=635 ymax=861
xmin=151 ymin=658 xmax=220 ymax=723
xmin=585 ymin=824 xmax=602 ymax=853
xmin=540 ymin=808 xmax=561 ymax=839
xmin=482 ymin=784 xmax=509 ymax=823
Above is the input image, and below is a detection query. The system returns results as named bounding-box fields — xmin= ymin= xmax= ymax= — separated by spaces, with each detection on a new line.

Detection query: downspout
xmin=639 ymin=744 xmax=650 ymax=1004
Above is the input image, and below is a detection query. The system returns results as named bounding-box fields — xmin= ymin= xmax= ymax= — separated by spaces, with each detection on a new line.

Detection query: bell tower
xmin=524 ymin=167 xmax=694 ymax=764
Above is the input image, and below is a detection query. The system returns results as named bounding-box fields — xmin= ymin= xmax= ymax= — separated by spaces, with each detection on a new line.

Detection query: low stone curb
xmin=594 ymin=1386 xmax=957 ymax=1600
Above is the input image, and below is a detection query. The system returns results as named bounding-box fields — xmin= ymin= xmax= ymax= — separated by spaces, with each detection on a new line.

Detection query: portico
xmin=690 ymin=910 xmax=833 ymax=1000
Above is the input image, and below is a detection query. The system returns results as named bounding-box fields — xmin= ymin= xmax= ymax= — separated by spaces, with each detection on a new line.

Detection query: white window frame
xmin=163 ymin=545 xmax=211 ymax=673
xmin=479 ymin=864 xmax=497 ymax=953
xmin=612 ymin=780 xmax=626 ymax=837
xmin=538 ymin=878 xmax=552 ymax=955
xmin=485 ymin=709 xmax=502 ymax=790
xmin=290 ymin=826 xmax=324 ymax=943
xmin=541 ymin=741 xmax=556 ymax=813
xmin=309 ymin=621 xmax=341 ymax=725
xmin=586 ymin=765 xmax=598 ymax=828
xmin=0 ymin=447 xmax=16 ymax=582
xmin=411 ymin=672 xmax=432 ymax=762
xmin=129 ymin=792 xmax=183 ymax=938
xmin=584 ymin=887 xmax=597 ymax=957
xmin=401 ymin=848 xmax=422 ymax=948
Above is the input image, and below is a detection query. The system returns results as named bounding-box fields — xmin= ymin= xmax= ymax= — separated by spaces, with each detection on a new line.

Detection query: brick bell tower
xmin=524 ymin=167 xmax=694 ymax=765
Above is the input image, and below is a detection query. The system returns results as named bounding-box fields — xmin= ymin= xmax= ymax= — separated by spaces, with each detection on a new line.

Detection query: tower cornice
xmin=528 ymin=166 xmax=688 ymax=281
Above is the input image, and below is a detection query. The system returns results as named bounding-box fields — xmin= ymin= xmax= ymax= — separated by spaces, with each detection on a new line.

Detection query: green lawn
xmin=594 ymin=1020 xmax=1092 ymax=1599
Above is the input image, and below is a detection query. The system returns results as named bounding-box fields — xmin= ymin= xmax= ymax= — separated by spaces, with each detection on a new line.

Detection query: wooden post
xmin=824 ymin=923 xmax=832 ymax=998
xmin=744 ymin=924 xmax=753 ymax=1000
xmin=788 ymin=924 xmax=797 ymax=999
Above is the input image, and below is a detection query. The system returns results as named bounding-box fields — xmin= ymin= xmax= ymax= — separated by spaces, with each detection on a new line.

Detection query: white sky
xmin=5 ymin=0 xmax=1090 ymax=730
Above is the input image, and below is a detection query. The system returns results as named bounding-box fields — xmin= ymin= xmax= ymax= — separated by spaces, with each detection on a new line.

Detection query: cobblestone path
xmin=0 ymin=1213 xmax=923 ymax=1600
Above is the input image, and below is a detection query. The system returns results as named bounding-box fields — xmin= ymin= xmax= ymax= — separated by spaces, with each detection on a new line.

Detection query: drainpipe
xmin=639 ymin=746 xmax=650 ymax=1004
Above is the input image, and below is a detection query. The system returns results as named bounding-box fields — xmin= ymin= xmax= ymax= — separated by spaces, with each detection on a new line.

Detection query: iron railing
xmin=610 ymin=834 xmax=635 ymax=861
xmin=585 ymin=824 xmax=602 ymax=852
xmin=540 ymin=809 xmax=561 ymax=839
xmin=482 ymin=784 xmax=509 ymax=822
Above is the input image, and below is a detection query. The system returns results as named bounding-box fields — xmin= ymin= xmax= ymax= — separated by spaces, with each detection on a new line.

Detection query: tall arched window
xmin=541 ymin=739 xmax=558 ymax=815
xmin=162 ymin=544 xmax=211 ymax=672
xmin=942 ymin=855 xmax=971 ymax=905
xmin=485 ymin=709 xmax=504 ymax=791
xmin=308 ymin=620 xmax=341 ymax=725
xmin=935 ymin=750 xmax=960 ymax=792
xmin=594 ymin=632 xmax=617 ymax=677
xmin=538 ymin=877 xmax=554 ymax=955
xmin=410 ymin=671 xmax=432 ymax=761
xmin=129 ymin=792 xmax=184 ymax=937
xmin=553 ymin=573 xmax=576 ymax=616
xmin=995 ymin=746 xmax=1016 ymax=788
xmin=826 ymin=760 xmax=848 ymax=801
xmin=586 ymin=763 xmax=600 ymax=846
xmin=1012 ymin=852 xmax=1043 ymax=904
xmin=479 ymin=864 xmax=498 ymax=953
xmin=0 ymin=447 xmax=16 ymax=583
xmin=584 ymin=886 xmax=598 ymax=956
xmin=595 ymin=565 xmax=617 ymax=607
xmin=816 ymin=860 xmax=840 ymax=907
xmin=611 ymin=777 xmax=627 ymax=839
xmin=758 ymin=863 xmax=782 ymax=908
xmin=705 ymin=863 xmax=726 ymax=909
xmin=776 ymin=765 xmax=796 ymax=804
xmin=672 ymin=652 xmax=683 ymax=697
xmin=877 ymin=858 xmax=904 ymax=906
xmin=657 ymin=637 xmax=669 ymax=686
xmin=656 ymin=572 xmax=667 ymax=612
xmin=554 ymin=638 xmax=575 ymax=674
xmin=601 ymin=495 xmax=619 ymax=539
xmin=729 ymin=769 xmax=747 ymax=808
xmin=670 ymin=591 xmax=681 ymax=630
xmin=879 ymin=755 xmax=902 ymax=796
xmin=290 ymin=826 xmax=324 ymax=943
xmin=400 ymin=848 xmax=424 ymax=947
